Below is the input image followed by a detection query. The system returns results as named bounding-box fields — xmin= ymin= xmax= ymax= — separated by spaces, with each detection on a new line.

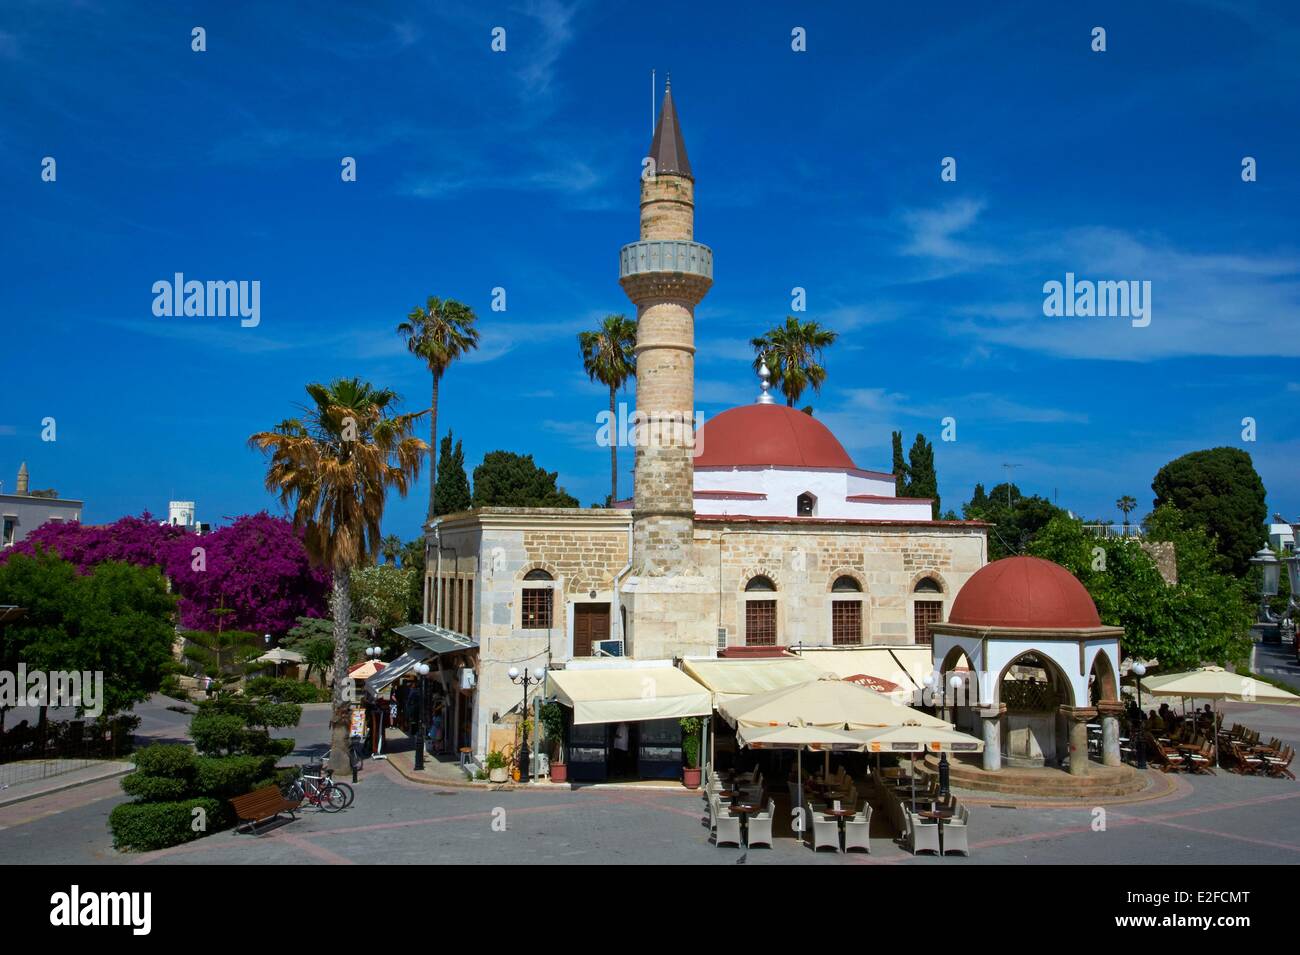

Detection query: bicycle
xmin=282 ymin=764 xmax=351 ymax=812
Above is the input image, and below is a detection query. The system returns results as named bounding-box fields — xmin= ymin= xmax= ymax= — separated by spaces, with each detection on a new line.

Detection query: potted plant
xmin=486 ymin=749 xmax=509 ymax=783
xmin=540 ymin=702 xmax=567 ymax=783
xmin=680 ymin=716 xmax=704 ymax=789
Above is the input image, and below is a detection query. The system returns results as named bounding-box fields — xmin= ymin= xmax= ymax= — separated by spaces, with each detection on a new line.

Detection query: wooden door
xmin=573 ymin=603 xmax=610 ymax=657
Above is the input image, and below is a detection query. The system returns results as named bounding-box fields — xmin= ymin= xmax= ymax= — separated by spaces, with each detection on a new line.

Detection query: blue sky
xmin=2 ymin=0 xmax=1298 ymax=537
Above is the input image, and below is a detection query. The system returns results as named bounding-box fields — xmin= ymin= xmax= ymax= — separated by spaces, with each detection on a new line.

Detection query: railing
xmin=0 ymin=719 xmax=134 ymax=788
xmin=1083 ymin=523 xmax=1145 ymax=538
xmin=619 ymin=239 xmax=713 ymax=280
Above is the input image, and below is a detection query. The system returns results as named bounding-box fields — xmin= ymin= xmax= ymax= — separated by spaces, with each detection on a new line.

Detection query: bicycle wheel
xmin=328 ymin=781 xmax=355 ymax=808
xmin=319 ymin=784 xmax=348 ymax=812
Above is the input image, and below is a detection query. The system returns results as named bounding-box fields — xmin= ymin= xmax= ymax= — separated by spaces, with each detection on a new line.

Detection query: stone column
xmin=978 ymin=704 xmax=1005 ymax=772
xmin=1060 ymin=706 xmax=1097 ymax=777
xmin=1097 ymin=700 xmax=1124 ymax=767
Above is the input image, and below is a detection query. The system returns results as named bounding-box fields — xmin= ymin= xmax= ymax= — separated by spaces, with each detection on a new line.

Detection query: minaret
xmin=16 ymin=462 xmax=28 ymax=495
xmin=619 ymin=77 xmax=713 ymax=577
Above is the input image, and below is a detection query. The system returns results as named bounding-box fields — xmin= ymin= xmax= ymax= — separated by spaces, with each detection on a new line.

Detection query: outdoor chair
xmin=943 ymin=815 xmax=970 ymax=856
xmin=907 ymin=811 xmax=941 ymax=855
xmin=812 ymin=812 xmax=843 ymax=852
xmin=843 ymin=805 xmax=872 ymax=853
xmin=747 ymin=798 xmax=776 ymax=849
xmin=1264 ymin=746 xmax=1295 ymax=780
xmin=1227 ymin=742 xmax=1264 ymax=775
xmin=714 ymin=808 xmax=744 ymax=848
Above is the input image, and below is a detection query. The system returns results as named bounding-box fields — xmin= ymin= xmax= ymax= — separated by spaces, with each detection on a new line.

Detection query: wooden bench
xmin=230 ymin=785 xmax=302 ymax=834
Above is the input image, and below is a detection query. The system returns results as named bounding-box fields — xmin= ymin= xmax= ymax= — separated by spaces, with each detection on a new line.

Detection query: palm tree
xmin=1116 ymin=495 xmax=1138 ymax=535
xmin=750 ymin=316 xmax=838 ymax=407
xmin=578 ymin=314 xmax=638 ymax=503
xmin=380 ymin=534 xmax=403 ymax=565
xmin=249 ymin=377 xmax=427 ymax=774
xmin=397 ymin=297 xmax=480 ymax=521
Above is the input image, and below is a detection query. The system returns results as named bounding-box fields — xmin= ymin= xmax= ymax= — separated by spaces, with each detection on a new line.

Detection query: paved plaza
xmin=1 ymin=696 xmax=1298 ymax=866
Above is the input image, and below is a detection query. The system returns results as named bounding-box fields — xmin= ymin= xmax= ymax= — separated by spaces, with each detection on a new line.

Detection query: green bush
xmin=190 ymin=711 xmax=247 ymax=755
xmin=193 ymin=755 xmax=278 ymax=800
xmin=132 ymin=743 xmax=197 ymax=778
xmin=109 ymin=798 xmax=224 ymax=852
xmin=244 ymin=676 xmax=319 ymax=703
xmin=121 ymin=773 xmax=191 ymax=801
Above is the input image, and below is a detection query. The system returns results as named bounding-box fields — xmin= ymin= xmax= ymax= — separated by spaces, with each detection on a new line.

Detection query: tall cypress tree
xmin=907 ymin=433 xmax=940 ymax=519
xmin=891 ymin=430 xmax=909 ymax=497
xmin=433 ymin=431 xmax=472 ymax=516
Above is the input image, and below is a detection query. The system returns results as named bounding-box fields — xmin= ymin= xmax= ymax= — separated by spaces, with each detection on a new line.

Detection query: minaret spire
xmin=648 ymin=75 xmax=691 ymax=179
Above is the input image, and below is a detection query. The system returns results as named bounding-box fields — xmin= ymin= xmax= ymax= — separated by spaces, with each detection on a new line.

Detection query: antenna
xmin=1001 ymin=463 xmax=1021 ymax=507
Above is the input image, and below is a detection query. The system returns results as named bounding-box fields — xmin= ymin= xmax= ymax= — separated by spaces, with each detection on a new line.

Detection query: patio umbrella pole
xmin=910 ymin=753 xmax=916 ymax=813
xmin=797 ymin=748 xmax=804 ymax=845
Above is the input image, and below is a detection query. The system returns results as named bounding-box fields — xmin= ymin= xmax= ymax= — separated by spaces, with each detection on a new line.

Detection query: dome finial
xmin=756 ymin=361 xmax=775 ymax=404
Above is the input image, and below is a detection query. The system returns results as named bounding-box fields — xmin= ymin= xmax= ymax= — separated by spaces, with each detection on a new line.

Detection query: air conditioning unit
xmin=458 ymin=667 xmax=476 ymax=690
xmin=594 ymin=639 xmax=624 ymax=657
xmin=716 ymin=627 xmax=728 ymax=650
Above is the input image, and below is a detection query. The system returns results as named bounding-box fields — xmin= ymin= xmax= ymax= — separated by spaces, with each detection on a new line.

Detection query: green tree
xmin=379 ymin=534 xmax=403 ymax=565
xmin=0 ymin=550 xmax=176 ymax=719
xmin=472 ymin=451 xmax=579 ymax=508
xmin=248 ymin=377 xmax=427 ymax=774
xmin=350 ymin=564 xmax=415 ymax=632
xmin=1029 ymin=509 xmax=1252 ymax=670
xmin=750 ymin=316 xmax=838 ymax=407
xmin=1116 ymin=495 xmax=1137 ymax=531
xmin=963 ymin=482 xmax=1067 ymax=560
xmin=891 ymin=431 xmax=908 ymax=497
xmin=434 ymin=430 xmax=473 ymax=516
xmin=905 ymin=433 xmax=940 ymax=520
xmin=181 ymin=629 xmax=264 ymax=696
xmin=579 ymin=314 xmax=638 ymax=505
xmin=397 ymin=296 xmax=480 ymax=520
xmin=1152 ymin=447 xmax=1267 ymax=576
xmin=401 ymin=538 xmax=427 ymax=624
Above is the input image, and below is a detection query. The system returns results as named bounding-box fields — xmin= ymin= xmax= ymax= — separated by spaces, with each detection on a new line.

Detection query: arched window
xmin=522 ymin=569 xmax=554 ymax=629
xmin=797 ymin=492 xmax=816 ymax=517
xmin=743 ymin=575 xmax=777 ymax=646
xmin=831 ymin=576 xmax=862 ymax=645
xmin=912 ymin=576 xmax=943 ymax=645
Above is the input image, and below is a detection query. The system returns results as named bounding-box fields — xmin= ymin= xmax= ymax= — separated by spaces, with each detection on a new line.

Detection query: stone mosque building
xmin=401 ymin=84 xmax=991 ymax=768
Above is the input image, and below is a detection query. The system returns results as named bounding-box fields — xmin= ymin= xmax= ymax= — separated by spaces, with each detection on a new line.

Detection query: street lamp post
xmin=508 ymin=666 xmax=546 ymax=783
xmin=1132 ymin=662 xmax=1147 ymax=770
xmin=413 ymin=662 xmax=430 ymax=771
xmin=939 ymin=674 xmax=962 ymax=798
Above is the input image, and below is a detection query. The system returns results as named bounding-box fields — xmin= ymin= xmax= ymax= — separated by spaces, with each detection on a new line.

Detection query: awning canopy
xmin=718 ymin=678 xmax=951 ymax=730
xmin=736 ymin=723 xmax=863 ymax=751
xmin=849 ymin=723 xmax=984 ymax=754
xmin=365 ymin=648 xmax=433 ymax=693
xmin=548 ymin=664 xmax=713 ymax=726
xmin=681 ymin=656 xmax=833 ymax=704
xmin=392 ymin=623 xmax=478 ymax=656
xmin=789 ymin=645 xmax=932 ymax=691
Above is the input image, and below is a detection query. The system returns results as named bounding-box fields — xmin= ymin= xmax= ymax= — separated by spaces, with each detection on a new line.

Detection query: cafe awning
xmin=365 ymin=648 xmax=434 ymax=693
xmin=789 ymin=645 xmax=932 ymax=691
xmin=719 ymin=677 xmax=951 ymax=730
xmin=548 ymin=663 xmax=713 ymax=725
xmin=680 ymin=656 xmax=833 ymax=704
xmin=392 ymin=623 xmax=478 ymax=656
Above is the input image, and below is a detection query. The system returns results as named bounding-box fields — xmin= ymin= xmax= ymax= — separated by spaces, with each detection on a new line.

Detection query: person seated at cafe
xmin=1147 ymin=709 xmax=1166 ymax=733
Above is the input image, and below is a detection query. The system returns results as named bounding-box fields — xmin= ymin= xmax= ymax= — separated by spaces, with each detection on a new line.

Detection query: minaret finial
xmin=666 ymin=71 xmax=671 ymax=92
xmin=756 ymin=362 xmax=775 ymax=404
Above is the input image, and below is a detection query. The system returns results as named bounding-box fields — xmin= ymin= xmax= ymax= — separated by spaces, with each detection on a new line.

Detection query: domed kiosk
xmin=929 ymin=556 xmax=1125 ymax=776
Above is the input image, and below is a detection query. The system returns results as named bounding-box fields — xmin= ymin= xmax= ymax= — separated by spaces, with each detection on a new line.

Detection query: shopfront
xmin=547 ymin=660 xmax=712 ymax=783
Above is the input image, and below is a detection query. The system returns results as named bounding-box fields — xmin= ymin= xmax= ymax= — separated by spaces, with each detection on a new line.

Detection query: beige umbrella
xmin=257 ymin=648 xmax=305 ymax=665
xmin=736 ymin=722 xmax=863 ymax=838
xmin=1142 ymin=666 xmax=1300 ymax=767
xmin=849 ymin=722 xmax=984 ymax=812
xmin=719 ymin=677 xmax=951 ymax=731
xmin=347 ymin=659 xmax=387 ymax=681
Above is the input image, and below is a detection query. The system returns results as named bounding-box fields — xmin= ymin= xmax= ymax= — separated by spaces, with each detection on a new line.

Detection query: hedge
xmin=108 ymin=798 xmax=225 ymax=852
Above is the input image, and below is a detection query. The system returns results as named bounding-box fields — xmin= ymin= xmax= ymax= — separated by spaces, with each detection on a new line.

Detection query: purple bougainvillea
xmin=4 ymin=511 xmax=328 ymax=637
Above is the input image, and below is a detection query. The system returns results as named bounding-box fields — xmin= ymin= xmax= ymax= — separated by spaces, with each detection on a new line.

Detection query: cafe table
xmin=730 ymin=803 xmax=764 ymax=845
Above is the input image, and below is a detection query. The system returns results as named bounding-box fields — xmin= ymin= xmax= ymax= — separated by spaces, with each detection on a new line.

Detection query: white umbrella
xmin=849 ymin=723 xmax=984 ymax=812
xmin=735 ymin=722 xmax=862 ymax=841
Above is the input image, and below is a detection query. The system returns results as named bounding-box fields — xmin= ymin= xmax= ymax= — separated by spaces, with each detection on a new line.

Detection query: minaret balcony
xmin=619 ymin=240 xmax=713 ymax=281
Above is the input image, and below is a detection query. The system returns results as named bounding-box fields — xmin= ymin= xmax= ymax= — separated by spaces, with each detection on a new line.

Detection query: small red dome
xmin=695 ymin=404 xmax=856 ymax=469
xmin=948 ymin=556 xmax=1102 ymax=629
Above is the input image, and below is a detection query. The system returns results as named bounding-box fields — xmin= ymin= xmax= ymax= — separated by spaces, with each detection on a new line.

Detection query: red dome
xmin=695 ymin=404 xmax=856 ymax=469
xmin=948 ymin=556 xmax=1102 ymax=629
